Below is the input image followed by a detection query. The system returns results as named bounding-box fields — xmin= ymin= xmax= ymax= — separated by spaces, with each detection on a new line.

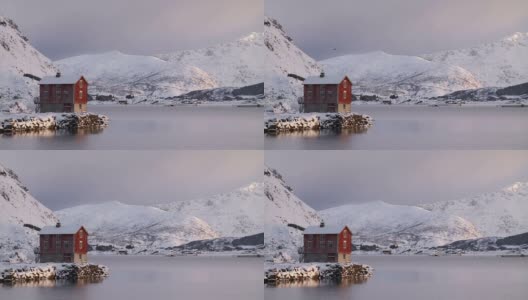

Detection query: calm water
xmin=265 ymin=106 xmax=528 ymax=149
xmin=0 ymin=256 xmax=263 ymax=300
xmin=0 ymin=105 xmax=263 ymax=150
xmin=265 ymin=256 xmax=528 ymax=300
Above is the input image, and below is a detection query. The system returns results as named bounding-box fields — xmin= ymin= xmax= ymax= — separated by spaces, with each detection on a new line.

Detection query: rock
xmin=265 ymin=113 xmax=373 ymax=134
xmin=264 ymin=263 xmax=373 ymax=284
xmin=0 ymin=113 xmax=109 ymax=134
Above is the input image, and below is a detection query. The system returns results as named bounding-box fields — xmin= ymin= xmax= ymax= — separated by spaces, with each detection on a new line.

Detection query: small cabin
xmin=303 ymin=221 xmax=352 ymax=263
xmin=38 ymin=72 xmax=88 ymax=113
xmin=39 ymin=222 xmax=89 ymax=264
xmin=303 ymin=72 xmax=352 ymax=113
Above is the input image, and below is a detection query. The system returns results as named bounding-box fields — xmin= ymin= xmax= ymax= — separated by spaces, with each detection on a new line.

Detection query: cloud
xmin=265 ymin=0 xmax=528 ymax=59
xmin=1 ymin=0 xmax=262 ymax=59
xmin=266 ymin=151 xmax=528 ymax=210
xmin=0 ymin=151 xmax=263 ymax=210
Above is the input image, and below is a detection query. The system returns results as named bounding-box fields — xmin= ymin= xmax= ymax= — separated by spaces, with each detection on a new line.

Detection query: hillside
xmin=55 ymin=201 xmax=218 ymax=251
xmin=321 ymin=51 xmax=481 ymax=98
xmin=263 ymin=17 xmax=322 ymax=111
xmin=56 ymin=51 xmax=218 ymax=98
xmin=156 ymin=183 xmax=264 ymax=238
xmin=0 ymin=16 xmax=57 ymax=112
xmin=422 ymin=32 xmax=528 ymax=88
xmin=263 ymin=167 xmax=321 ymax=262
xmin=320 ymin=201 xmax=480 ymax=248
xmin=420 ymin=182 xmax=528 ymax=237
xmin=156 ymin=32 xmax=264 ymax=89
xmin=0 ymin=164 xmax=58 ymax=263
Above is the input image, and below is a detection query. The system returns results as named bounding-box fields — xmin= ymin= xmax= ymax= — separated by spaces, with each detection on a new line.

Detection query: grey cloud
xmin=0 ymin=151 xmax=263 ymax=210
xmin=266 ymin=151 xmax=528 ymax=210
xmin=1 ymin=0 xmax=262 ymax=59
xmin=265 ymin=0 xmax=528 ymax=59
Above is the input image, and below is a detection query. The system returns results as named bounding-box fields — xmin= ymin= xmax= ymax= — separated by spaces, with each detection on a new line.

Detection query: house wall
xmin=39 ymin=234 xmax=75 ymax=263
xmin=75 ymin=227 xmax=89 ymax=254
xmin=73 ymin=78 xmax=88 ymax=113
xmin=303 ymin=234 xmax=339 ymax=262
xmin=40 ymin=84 xmax=76 ymax=113
xmin=304 ymin=84 xmax=342 ymax=113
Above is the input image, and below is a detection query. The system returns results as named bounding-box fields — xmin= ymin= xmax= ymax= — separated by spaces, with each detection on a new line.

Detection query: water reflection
xmin=1 ymin=278 xmax=104 ymax=288
xmin=267 ymin=277 xmax=368 ymax=288
xmin=1 ymin=127 xmax=105 ymax=138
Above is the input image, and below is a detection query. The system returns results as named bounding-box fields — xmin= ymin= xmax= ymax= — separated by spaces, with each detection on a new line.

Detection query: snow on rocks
xmin=264 ymin=112 xmax=373 ymax=134
xmin=0 ymin=263 xmax=109 ymax=283
xmin=0 ymin=113 xmax=109 ymax=134
xmin=264 ymin=263 xmax=373 ymax=284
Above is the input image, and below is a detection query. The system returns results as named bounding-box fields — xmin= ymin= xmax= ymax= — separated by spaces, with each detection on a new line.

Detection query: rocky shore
xmin=0 ymin=263 xmax=109 ymax=283
xmin=0 ymin=113 xmax=109 ymax=134
xmin=264 ymin=113 xmax=373 ymax=134
xmin=264 ymin=263 xmax=373 ymax=284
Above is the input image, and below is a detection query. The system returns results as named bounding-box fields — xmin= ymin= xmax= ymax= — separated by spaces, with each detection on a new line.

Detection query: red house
xmin=38 ymin=72 xmax=88 ymax=113
xmin=303 ymin=222 xmax=352 ymax=263
xmin=303 ymin=72 xmax=352 ymax=113
xmin=39 ymin=222 xmax=89 ymax=264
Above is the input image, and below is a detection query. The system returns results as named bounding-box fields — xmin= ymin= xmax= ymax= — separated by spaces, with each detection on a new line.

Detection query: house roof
xmin=39 ymin=75 xmax=85 ymax=85
xmin=304 ymin=75 xmax=348 ymax=85
xmin=304 ymin=225 xmax=348 ymax=235
xmin=39 ymin=225 xmax=87 ymax=235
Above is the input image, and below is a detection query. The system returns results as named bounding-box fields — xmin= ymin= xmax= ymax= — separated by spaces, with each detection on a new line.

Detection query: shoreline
xmin=0 ymin=263 xmax=109 ymax=284
xmin=264 ymin=262 xmax=373 ymax=284
xmin=264 ymin=112 xmax=373 ymax=134
xmin=0 ymin=113 xmax=109 ymax=134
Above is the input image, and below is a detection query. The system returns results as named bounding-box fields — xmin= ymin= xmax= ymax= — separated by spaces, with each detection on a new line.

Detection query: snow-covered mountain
xmin=422 ymin=32 xmax=528 ymax=88
xmin=321 ymin=51 xmax=481 ymax=98
xmin=263 ymin=17 xmax=322 ymax=110
xmin=0 ymin=164 xmax=58 ymax=263
xmin=320 ymin=201 xmax=479 ymax=248
xmin=55 ymin=201 xmax=218 ymax=251
xmin=156 ymin=32 xmax=264 ymax=89
xmin=263 ymin=167 xmax=321 ymax=262
xmin=56 ymin=51 xmax=218 ymax=98
xmin=156 ymin=183 xmax=264 ymax=238
xmin=420 ymin=182 xmax=528 ymax=237
xmin=0 ymin=16 xmax=57 ymax=112
xmin=54 ymin=182 xmax=264 ymax=253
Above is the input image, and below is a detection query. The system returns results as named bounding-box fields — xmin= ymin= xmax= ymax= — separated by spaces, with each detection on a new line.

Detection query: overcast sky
xmin=0 ymin=151 xmax=262 ymax=210
xmin=0 ymin=0 xmax=262 ymax=60
xmin=266 ymin=151 xmax=528 ymax=210
xmin=266 ymin=0 xmax=528 ymax=60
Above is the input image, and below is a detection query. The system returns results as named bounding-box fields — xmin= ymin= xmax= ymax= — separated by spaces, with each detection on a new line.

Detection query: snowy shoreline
xmin=0 ymin=113 xmax=109 ymax=134
xmin=264 ymin=263 xmax=373 ymax=284
xmin=264 ymin=112 xmax=373 ymax=134
xmin=0 ymin=263 xmax=109 ymax=283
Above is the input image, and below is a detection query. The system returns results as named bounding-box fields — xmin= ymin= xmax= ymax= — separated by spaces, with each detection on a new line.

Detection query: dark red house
xmin=303 ymin=222 xmax=352 ymax=263
xmin=38 ymin=72 xmax=88 ymax=113
xmin=39 ymin=222 xmax=89 ymax=264
xmin=303 ymin=72 xmax=352 ymax=113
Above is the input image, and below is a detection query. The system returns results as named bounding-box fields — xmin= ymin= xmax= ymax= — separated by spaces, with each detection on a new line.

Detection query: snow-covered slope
xmin=422 ymin=32 xmax=528 ymax=88
xmin=421 ymin=182 xmax=528 ymax=237
xmin=55 ymin=201 xmax=218 ymax=251
xmin=264 ymin=167 xmax=321 ymax=262
xmin=156 ymin=183 xmax=264 ymax=238
xmin=0 ymin=16 xmax=57 ymax=112
xmin=0 ymin=164 xmax=58 ymax=263
xmin=321 ymin=51 xmax=481 ymax=98
xmin=320 ymin=201 xmax=479 ymax=248
xmin=156 ymin=32 xmax=264 ymax=89
xmin=56 ymin=51 xmax=218 ymax=98
xmin=263 ymin=17 xmax=322 ymax=110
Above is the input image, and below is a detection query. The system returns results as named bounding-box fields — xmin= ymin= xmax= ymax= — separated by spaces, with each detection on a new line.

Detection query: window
xmin=55 ymin=236 xmax=61 ymax=250
xmin=63 ymin=240 xmax=70 ymax=250
xmin=343 ymin=239 xmax=347 ymax=250
xmin=327 ymin=240 xmax=333 ymax=249
xmin=43 ymin=237 xmax=49 ymax=249
xmin=80 ymin=240 xmax=83 ymax=249
xmin=79 ymin=90 xmax=83 ymax=99
xmin=327 ymin=90 xmax=333 ymax=96
xmin=306 ymin=239 xmax=312 ymax=249
xmin=79 ymin=80 xmax=83 ymax=88
xmin=79 ymin=230 xmax=83 ymax=238
xmin=319 ymin=235 xmax=325 ymax=249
